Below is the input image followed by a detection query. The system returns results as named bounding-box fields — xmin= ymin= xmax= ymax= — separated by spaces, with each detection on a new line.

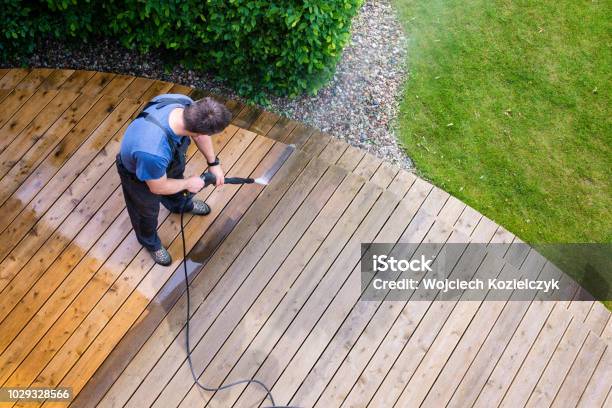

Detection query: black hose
xmin=179 ymin=196 xmax=299 ymax=408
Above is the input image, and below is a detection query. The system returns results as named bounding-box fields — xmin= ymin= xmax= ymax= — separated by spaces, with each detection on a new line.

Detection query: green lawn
xmin=393 ymin=0 xmax=610 ymax=301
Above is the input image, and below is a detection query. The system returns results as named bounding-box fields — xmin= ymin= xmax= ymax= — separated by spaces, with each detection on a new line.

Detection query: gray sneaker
xmin=191 ymin=199 xmax=211 ymax=216
xmin=149 ymin=246 xmax=172 ymax=266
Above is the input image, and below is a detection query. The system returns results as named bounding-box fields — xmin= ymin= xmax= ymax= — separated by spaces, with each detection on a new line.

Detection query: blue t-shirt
xmin=119 ymin=94 xmax=193 ymax=181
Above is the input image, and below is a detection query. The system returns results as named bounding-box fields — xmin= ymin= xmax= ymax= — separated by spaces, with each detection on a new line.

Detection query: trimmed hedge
xmin=2 ymin=0 xmax=363 ymax=100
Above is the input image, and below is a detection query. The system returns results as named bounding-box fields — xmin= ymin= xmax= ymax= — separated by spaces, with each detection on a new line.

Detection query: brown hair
xmin=183 ymin=97 xmax=231 ymax=135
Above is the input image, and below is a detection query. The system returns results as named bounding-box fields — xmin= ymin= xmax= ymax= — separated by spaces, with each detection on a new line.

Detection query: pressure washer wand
xmin=200 ymin=171 xmax=269 ymax=187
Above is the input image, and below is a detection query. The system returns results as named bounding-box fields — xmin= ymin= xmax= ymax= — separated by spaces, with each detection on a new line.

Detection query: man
xmin=116 ymin=94 xmax=231 ymax=266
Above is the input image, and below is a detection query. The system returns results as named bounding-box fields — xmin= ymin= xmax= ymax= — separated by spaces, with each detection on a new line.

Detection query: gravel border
xmin=4 ymin=0 xmax=412 ymax=169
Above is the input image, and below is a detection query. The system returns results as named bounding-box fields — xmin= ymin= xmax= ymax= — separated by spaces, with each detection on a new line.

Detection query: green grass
xmin=393 ymin=0 xmax=611 ymax=302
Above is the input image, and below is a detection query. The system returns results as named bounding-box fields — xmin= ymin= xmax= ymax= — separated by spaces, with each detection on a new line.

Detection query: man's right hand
xmin=184 ymin=176 xmax=205 ymax=193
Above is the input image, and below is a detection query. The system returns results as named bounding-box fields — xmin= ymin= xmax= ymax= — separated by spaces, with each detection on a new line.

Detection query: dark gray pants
xmin=116 ymin=155 xmax=193 ymax=251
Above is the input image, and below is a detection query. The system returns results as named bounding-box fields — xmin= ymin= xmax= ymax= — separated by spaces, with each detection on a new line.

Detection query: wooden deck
xmin=0 ymin=68 xmax=609 ymax=408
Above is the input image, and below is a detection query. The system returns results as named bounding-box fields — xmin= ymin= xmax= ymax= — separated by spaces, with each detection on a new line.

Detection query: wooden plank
xmin=387 ymin=169 xmax=417 ymax=197
xmin=301 ymin=132 xmax=334 ymax=158
xmin=0 ymin=96 xmax=137 ymax=282
xmin=368 ymin=162 xmax=397 ymax=188
xmin=576 ymin=347 xmax=612 ymax=407
xmin=420 ymin=249 xmax=548 ymax=407
xmin=2 ymin=129 xmax=249 ymax=393
xmin=98 ymin=74 xmax=135 ymax=97
xmin=117 ymin=77 xmax=155 ymax=100
xmin=283 ymin=122 xmax=315 ymax=148
xmin=14 ymin=68 xmax=54 ymax=89
xmin=138 ymin=80 xmax=175 ymax=103
xmin=0 ymin=89 xmax=10 ymax=104
xmin=266 ymin=116 xmax=298 ymax=142
xmin=150 ymin=166 xmax=353 ymax=408
xmin=497 ymin=303 xmax=574 ymax=407
xmin=470 ymin=215 xmax=499 ymax=242
xmin=0 ymin=129 xmax=154 ymax=332
xmin=352 ymin=152 xmax=382 ymax=179
xmin=72 ymin=143 xmax=297 ymax=408
xmin=487 ymin=225 xmax=515 ymax=259
xmin=232 ymin=103 xmax=262 ymax=129
xmin=0 ymin=89 xmax=59 ymax=153
xmin=454 ymin=204 xmax=480 ymax=235
xmin=0 ymin=69 xmax=31 ymax=89
xmin=225 ymin=97 xmax=245 ymax=119
xmin=341 ymin=214 xmax=496 ymax=408
xmin=446 ymin=263 xmax=566 ymax=408
xmin=0 ymin=68 xmax=10 ymax=80
xmin=0 ymin=89 xmax=37 ymax=129
xmin=583 ymin=301 xmax=610 ymax=335
xmin=107 ymin=138 xmax=341 ymax=407
xmin=167 ymin=83 xmax=193 ymax=95
xmin=0 ymin=90 xmax=80 ymax=178
xmin=31 ymin=134 xmax=272 ymax=406
xmin=602 ymin=318 xmax=612 ymax=344
xmin=368 ymin=160 xmax=399 ymax=189
xmin=58 ymin=71 xmax=96 ymax=92
xmin=0 ymin=101 xmax=141 ymax=325
xmin=212 ymin=181 xmax=389 ymax=408
xmin=551 ymin=332 xmax=607 ymax=407
xmin=503 ymin=237 xmax=530 ymax=269
xmin=2 ymin=71 xmax=109 ymax=185
xmin=336 ymin=145 xmax=365 ymax=172
xmin=79 ymin=72 xmax=116 ymax=95
xmin=249 ymin=110 xmax=280 ymax=136
xmin=189 ymin=88 xmax=210 ymax=100
xmin=39 ymin=69 xmax=75 ymax=90
xmin=297 ymin=208 xmax=472 ymax=408
xmin=365 ymin=251 xmax=502 ymax=407
xmin=524 ymin=318 xmax=600 ymax=407
xmin=567 ymin=296 xmax=593 ymax=322
xmin=289 ymin=194 xmax=470 ymax=407
xmin=471 ymin=276 xmax=575 ymax=408
xmin=301 ymin=132 xmax=332 ymax=157
xmin=0 ymin=128 xmax=236 ymax=388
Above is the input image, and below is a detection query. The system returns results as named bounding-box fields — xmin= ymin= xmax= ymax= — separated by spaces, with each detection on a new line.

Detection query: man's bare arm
xmin=192 ymin=134 xmax=225 ymax=186
xmin=192 ymin=134 xmax=216 ymax=163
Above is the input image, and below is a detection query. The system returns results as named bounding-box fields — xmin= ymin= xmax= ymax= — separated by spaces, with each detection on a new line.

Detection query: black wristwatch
xmin=207 ymin=157 xmax=220 ymax=167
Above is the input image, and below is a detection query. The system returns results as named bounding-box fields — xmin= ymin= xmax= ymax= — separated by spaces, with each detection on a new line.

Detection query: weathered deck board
xmin=288 ymin=194 xmax=468 ymax=407
xmin=0 ymin=69 xmax=608 ymax=408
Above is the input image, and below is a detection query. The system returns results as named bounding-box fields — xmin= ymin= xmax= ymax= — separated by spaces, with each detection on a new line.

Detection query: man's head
xmin=183 ymin=97 xmax=231 ymax=136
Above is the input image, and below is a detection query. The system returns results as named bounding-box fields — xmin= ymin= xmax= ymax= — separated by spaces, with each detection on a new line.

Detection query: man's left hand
xmin=209 ymin=165 xmax=225 ymax=186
